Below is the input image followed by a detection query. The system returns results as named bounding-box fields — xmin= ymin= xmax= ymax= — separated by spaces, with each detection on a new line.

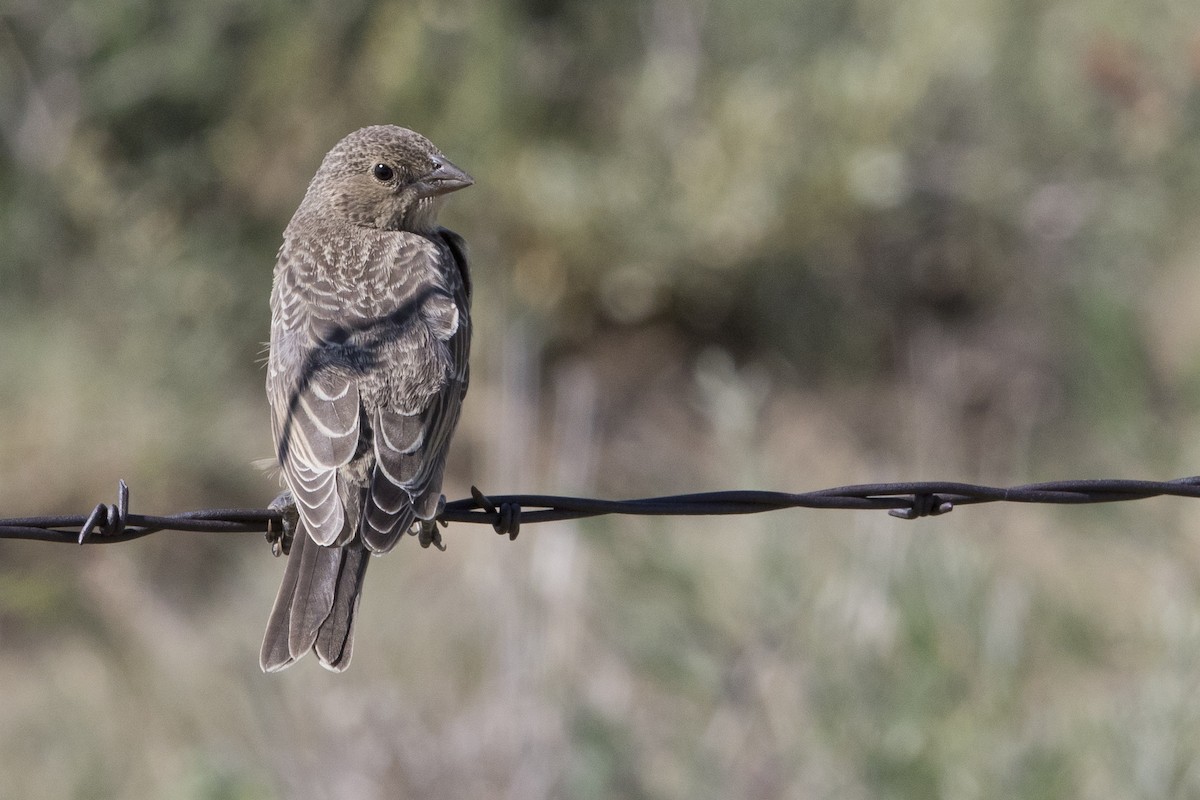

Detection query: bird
xmin=260 ymin=125 xmax=473 ymax=672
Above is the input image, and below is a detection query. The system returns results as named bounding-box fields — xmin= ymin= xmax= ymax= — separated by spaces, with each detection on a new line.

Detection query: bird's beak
xmin=416 ymin=157 xmax=474 ymax=198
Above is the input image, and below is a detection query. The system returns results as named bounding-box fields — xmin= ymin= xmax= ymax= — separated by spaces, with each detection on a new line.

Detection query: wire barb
xmin=470 ymin=486 xmax=521 ymax=540
xmin=78 ymin=479 xmax=129 ymax=543
xmin=889 ymin=493 xmax=954 ymax=520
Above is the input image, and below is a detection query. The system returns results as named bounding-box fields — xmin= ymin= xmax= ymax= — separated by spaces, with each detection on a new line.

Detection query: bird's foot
xmin=266 ymin=491 xmax=298 ymax=556
xmin=417 ymin=519 xmax=447 ymax=551
xmin=416 ymin=495 xmax=448 ymax=551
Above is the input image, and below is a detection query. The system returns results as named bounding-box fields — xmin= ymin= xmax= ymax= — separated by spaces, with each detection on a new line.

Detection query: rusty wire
xmin=2 ymin=476 xmax=1200 ymax=546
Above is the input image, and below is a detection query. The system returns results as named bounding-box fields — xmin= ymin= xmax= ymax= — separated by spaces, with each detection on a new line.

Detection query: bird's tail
xmin=260 ymin=524 xmax=370 ymax=673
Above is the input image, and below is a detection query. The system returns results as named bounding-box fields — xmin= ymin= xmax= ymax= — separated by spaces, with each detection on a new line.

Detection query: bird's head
xmin=303 ymin=125 xmax=473 ymax=233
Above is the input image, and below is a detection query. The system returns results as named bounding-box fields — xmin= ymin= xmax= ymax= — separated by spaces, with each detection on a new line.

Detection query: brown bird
xmin=260 ymin=125 xmax=473 ymax=672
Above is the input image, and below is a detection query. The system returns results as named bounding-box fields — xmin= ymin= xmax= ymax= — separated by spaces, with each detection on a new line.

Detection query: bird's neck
xmin=397 ymin=196 xmax=443 ymax=235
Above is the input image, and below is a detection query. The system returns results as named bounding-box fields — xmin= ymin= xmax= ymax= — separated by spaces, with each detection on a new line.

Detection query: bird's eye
xmin=372 ymin=163 xmax=394 ymax=182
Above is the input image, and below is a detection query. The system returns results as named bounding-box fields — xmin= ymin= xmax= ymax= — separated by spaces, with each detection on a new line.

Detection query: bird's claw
xmin=417 ymin=519 xmax=447 ymax=551
xmin=416 ymin=495 xmax=448 ymax=551
xmin=266 ymin=491 xmax=298 ymax=556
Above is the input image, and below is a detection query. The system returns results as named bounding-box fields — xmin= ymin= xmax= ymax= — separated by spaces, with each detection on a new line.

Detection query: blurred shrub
xmin=5 ymin=0 xmax=1200 ymax=451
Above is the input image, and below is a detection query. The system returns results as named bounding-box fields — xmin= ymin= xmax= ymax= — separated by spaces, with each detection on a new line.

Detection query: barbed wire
xmin=2 ymin=476 xmax=1200 ymax=547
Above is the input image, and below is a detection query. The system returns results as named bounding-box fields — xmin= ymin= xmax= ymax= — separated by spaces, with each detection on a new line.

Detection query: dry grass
xmin=3 ymin=320 xmax=1200 ymax=799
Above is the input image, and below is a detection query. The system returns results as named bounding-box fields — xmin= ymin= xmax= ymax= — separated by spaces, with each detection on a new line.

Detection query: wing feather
xmin=268 ymin=246 xmax=361 ymax=546
xmin=271 ymin=226 xmax=471 ymax=554
xmin=360 ymin=228 xmax=471 ymax=552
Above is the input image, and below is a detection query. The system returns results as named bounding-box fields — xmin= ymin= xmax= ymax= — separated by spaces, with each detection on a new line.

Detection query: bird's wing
xmin=361 ymin=228 xmax=472 ymax=552
xmin=267 ymin=240 xmax=362 ymax=546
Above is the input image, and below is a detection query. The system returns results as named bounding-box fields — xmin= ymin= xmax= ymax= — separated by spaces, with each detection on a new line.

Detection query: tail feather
xmin=286 ymin=530 xmax=340 ymax=658
xmin=260 ymin=524 xmax=370 ymax=673
xmin=260 ymin=537 xmax=302 ymax=672
xmin=314 ymin=541 xmax=370 ymax=671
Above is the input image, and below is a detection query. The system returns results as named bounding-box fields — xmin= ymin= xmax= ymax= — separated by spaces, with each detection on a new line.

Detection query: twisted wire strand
xmin=2 ymin=476 xmax=1199 ymax=546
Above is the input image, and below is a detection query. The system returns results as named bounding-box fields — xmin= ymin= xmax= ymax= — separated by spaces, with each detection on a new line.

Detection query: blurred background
xmin=4 ymin=0 xmax=1200 ymax=796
